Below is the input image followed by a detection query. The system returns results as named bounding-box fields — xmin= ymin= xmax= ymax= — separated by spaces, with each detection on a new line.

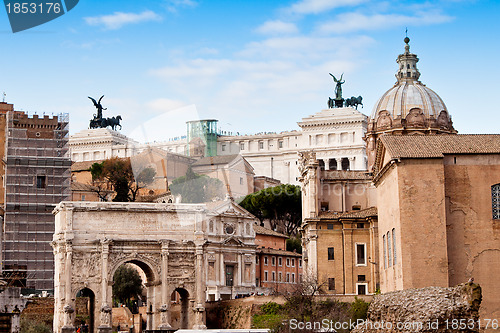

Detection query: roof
xmin=71 ymin=160 xmax=104 ymax=172
xmin=257 ymin=247 xmax=301 ymax=257
xmin=318 ymin=207 xmax=378 ymax=219
xmin=254 ymin=224 xmax=288 ymax=238
xmin=380 ymin=134 xmax=500 ymax=159
xmin=192 ymin=154 xmax=239 ymax=166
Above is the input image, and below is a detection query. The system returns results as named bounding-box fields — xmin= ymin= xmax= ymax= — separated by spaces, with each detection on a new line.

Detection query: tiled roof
xmin=254 ymin=224 xmax=288 ymax=238
xmin=318 ymin=206 xmax=377 ymax=219
xmin=192 ymin=154 xmax=239 ymax=166
xmin=257 ymin=247 xmax=301 ymax=257
xmin=71 ymin=160 xmax=104 ymax=172
xmin=380 ymin=134 xmax=500 ymax=159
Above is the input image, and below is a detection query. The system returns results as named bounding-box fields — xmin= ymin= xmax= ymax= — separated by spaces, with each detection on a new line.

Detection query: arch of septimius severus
xmin=51 ymin=201 xmax=257 ymax=333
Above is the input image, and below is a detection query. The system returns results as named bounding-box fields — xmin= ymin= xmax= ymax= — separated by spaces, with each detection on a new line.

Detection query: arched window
xmin=492 ymin=184 xmax=500 ymax=219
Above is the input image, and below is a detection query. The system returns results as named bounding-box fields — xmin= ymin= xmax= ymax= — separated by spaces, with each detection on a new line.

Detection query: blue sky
xmin=0 ymin=0 xmax=498 ymax=142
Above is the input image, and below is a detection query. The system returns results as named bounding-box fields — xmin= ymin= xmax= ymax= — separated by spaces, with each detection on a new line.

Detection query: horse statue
xmin=345 ymin=96 xmax=363 ymax=109
xmin=106 ymin=115 xmax=122 ymax=131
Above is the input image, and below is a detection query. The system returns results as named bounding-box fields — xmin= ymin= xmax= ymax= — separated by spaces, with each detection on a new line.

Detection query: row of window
xmin=383 ymin=229 xmax=397 ymax=268
xmin=263 ymin=271 xmax=299 ymax=283
xmin=327 ymin=243 xmax=367 ymax=266
xmin=259 ymin=256 xmax=301 ymax=268
xmin=327 ymin=277 xmax=368 ymax=295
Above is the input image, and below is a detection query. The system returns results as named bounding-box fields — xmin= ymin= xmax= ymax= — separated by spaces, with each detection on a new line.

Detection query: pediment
xmin=223 ymin=236 xmax=243 ymax=246
xmin=209 ymin=200 xmax=257 ymax=220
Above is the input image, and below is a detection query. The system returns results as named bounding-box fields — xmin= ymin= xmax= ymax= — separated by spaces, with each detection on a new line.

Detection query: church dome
xmin=368 ymin=37 xmax=455 ymax=133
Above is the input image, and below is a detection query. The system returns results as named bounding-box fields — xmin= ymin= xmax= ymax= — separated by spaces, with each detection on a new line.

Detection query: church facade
xmin=301 ymin=37 xmax=500 ymax=328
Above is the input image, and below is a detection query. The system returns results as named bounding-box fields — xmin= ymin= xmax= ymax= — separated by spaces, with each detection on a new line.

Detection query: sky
xmin=0 ymin=0 xmax=498 ymax=143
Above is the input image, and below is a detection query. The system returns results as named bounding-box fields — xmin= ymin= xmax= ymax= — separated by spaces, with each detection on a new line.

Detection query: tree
xmin=89 ymin=157 xmax=155 ymax=202
xmin=239 ymin=184 xmax=302 ymax=236
xmin=169 ymin=166 xmax=225 ymax=203
xmin=112 ymin=265 xmax=143 ymax=306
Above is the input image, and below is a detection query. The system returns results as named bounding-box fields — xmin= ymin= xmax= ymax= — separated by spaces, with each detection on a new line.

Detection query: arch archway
xmin=76 ymin=288 xmax=95 ymax=333
xmin=171 ymin=288 xmax=190 ymax=329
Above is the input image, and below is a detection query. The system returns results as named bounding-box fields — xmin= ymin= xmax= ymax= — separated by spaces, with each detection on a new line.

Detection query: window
xmin=299 ymin=259 xmax=302 ymax=268
xmin=387 ymin=232 xmax=392 ymax=267
xmin=81 ymin=194 xmax=86 ymax=201
xmin=278 ymin=272 xmax=282 ymax=282
xmin=492 ymin=184 xmax=500 ymax=219
xmin=286 ymin=273 xmax=290 ymax=282
xmin=358 ymin=275 xmax=366 ymax=282
xmin=392 ymin=228 xmax=397 ymax=265
xmin=328 ymin=247 xmax=335 ymax=260
xmin=327 ymin=223 xmax=333 ymax=230
xmin=278 ymin=257 xmax=282 ymax=266
xmin=221 ymin=144 xmax=226 ymax=151
xmin=256 ymin=256 xmax=259 ymax=264
xmin=272 ymin=256 xmax=276 ymax=266
xmin=240 ymin=177 xmax=243 ymax=185
xmin=328 ymin=278 xmax=335 ymax=290
xmin=286 ymin=258 xmax=290 ymax=267
xmin=264 ymin=256 xmax=268 ymax=265
xmin=259 ymin=141 xmax=264 ymax=149
xmin=357 ymin=223 xmax=364 ymax=229
xmin=383 ymin=235 xmax=387 ymax=269
xmin=291 ymin=258 xmax=295 ymax=267
xmin=225 ymin=265 xmax=234 ymax=286
xmin=240 ymin=143 xmax=244 ymax=150
xmin=291 ymin=273 xmax=295 ymax=283
xmin=279 ymin=141 xmax=283 ymax=148
xmin=264 ymin=271 xmax=268 ymax=281
xmin=36 ymin=175 xmax=46 ymax=188
xmin=356 ymin=243 xmax=366 ymax=266
xmin=357 ymin=284 xmax=367 ymax=295
xmin=272 ymin=272 xmax=276 ymax=282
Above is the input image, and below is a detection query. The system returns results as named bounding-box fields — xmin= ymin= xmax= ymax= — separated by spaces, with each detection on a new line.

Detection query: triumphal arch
xmin=51 ymin=200 xmax=257 ymax=333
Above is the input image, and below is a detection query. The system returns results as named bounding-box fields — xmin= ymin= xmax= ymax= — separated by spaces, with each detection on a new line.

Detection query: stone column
xmin=193 ymin=243 xmax=207 ymax=329
xmin=324 ymin=159 xmax=330 ymax=170
xmin=62 ymin=241 xmax=75 ymax=333
xmin=349 ymin=157 xmax=355 ymax=170
xmin=98 ymin=239 xmax=112 ymax=333
xmin=336 ymin=158 xmax=342 ymax=170
xmin=159 ymin=240 xmax=172 ymax=329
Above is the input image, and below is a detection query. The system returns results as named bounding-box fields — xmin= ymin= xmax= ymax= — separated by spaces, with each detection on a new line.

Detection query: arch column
xmin=158 ymin=240 xmax=172 ymax=329
xmin=349 ymin=157 xmax=355 ymax=170
xmin=98 ymin=239 xmax=112 ymax=333
xmin=193 ymin=242 xmax=207 ymax=329
xmin=324 ymin=159 xmax=330 ymax=170
xmin=61 ymin=241 xmax=75 ymax=333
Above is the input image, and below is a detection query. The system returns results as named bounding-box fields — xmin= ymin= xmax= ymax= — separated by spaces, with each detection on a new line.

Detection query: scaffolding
xmin=1 ymin=110 xmax=71 ymax=290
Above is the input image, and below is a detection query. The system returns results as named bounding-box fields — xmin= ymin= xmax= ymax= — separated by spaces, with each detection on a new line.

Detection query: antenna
xmin=405 ymin=27 xmax=408 ymax=38
xmin=2 ymin=92 xmax=5 ymax=103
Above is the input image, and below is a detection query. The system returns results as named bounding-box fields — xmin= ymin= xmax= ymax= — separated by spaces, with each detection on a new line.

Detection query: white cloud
xmin=146 ymin=98 xmax=187 ymax=113
xmin=289 ymin=0 xmax=367 ymax=14
xmin=148 ymin=35 xmax=375 ymax=133
xmin=318 ymin=11 xmax=453 ymax=34
xmin=255 ymin=20 xmax=299 ymax=35
xmin=164 ymin=0 xmax=198 ymax=13
xmin=84 ymin=10 xmax=162 ymax=30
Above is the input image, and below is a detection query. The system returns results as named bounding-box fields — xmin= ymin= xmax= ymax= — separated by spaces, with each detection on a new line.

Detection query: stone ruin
xmin=352 ymin=283 xmax=482 ymax=333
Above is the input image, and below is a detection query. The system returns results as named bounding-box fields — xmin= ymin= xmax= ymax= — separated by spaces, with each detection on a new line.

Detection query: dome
xmin=368 ymin=37 xmax=454 ymax=133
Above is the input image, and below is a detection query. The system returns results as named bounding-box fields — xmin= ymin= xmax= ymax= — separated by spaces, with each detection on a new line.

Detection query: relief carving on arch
xmin=72 ymin=251 xmax=101 ymax=280
xmin=406 ymin=108 xmax=425 ymax=127
xmin=376 ymin=111 xmax=392 ymax=129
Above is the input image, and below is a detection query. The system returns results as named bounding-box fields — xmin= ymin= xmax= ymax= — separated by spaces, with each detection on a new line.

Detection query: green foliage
xmin=239 ymin=184 xmax=302 ymax=236
xmin=260 ymin=302 xmax=283 ymax=315
xmin=89 ymin=157 xmax=156 ymax=202
xmin=169 ymin=166 xmax=225 ymax=203
xmin=351 ymin=297 xmax=369 ymax=322
xmin=20 ymin=317 xmax=52 ymax=333
xmin=286 ymin=236 xmax=302 ymax=254
xmin=112 ymin=265 xmax=143 ymax=305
